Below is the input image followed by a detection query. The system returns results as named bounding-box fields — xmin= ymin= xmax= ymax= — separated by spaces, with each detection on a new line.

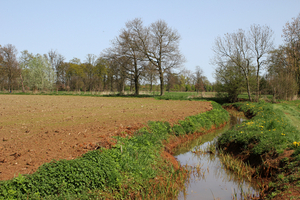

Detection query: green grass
xmin=218 ymin=100 xmax=300 ymax=199
xmin=274 ymin=100 xmax=300 ymax=131
xmin=237 ymin=93 xmax=273 ymax=101
xmin=219 ymin=101 xmax=300 ymax=155
xmin=154 ymin=92 xmax=200 ymax=100
xmin=1 ymin=90 xmax=232 ymax=106
xmin=0 ymin=90 xmax=198 ymax=99
xmin=0 ymin=101 xmax=229 ymax=199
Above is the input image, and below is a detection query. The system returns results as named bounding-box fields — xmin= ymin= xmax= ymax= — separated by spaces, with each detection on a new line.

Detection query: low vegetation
xmin=218 ymin=100 xmax=300 ymax=199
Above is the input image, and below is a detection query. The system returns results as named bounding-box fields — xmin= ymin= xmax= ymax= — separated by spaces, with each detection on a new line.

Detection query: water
xmin=174 ymin=116 xmax=259 ymax=200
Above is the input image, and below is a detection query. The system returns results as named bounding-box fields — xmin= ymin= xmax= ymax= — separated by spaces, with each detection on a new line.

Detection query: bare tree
xmin=103 ymin=19 xmax=147 ymax=95
xmin=85 ymin=54 xmax=97 ymax=66
xmin=108 ymin=56 xmax=128 ymax=94
xmin=0 ymin=44 xmax=19 ymax=92
xmin=105 ymin=59 xmax=120 ymax=92
xmin=144 ymin=62 xmax=158 ymax=92
xmin=85 ymin=54 xmax=97 ymax=91
xmin=213 ymin=29 xmax=253 ymax=101
xmin=117 ymin=19 xmax=147 ymax=95
xmin=165 ymin=69 xmax=178 ymax=92
xmin=194 ymin=66 xmax=205 ymax=94
xmin=0 ymin=45 xmax=4 ymax=90
xmin=249 ymin=24 xmax=274 ymax=101
xmin=267 ymin=46 xmax=299 ymax=100
xmin=282 ymin=13 xmax=300 ymax=93
xmin=94 ymin=57 xmax=108 ymax=92
xmin=139 ymin=19 xmax=185 ymax=96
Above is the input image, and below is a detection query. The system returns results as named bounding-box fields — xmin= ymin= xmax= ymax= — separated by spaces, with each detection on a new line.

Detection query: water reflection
xmin=174 ymin=115 xmax=259 ymax=200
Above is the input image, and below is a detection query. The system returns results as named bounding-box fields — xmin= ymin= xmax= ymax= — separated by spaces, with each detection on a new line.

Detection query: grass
xmin=273 ymin=100 xmax=300 ymax=131
xmin=218 ymin=100 xmax=300 ymax=199
xmin=237 ymin=93 xmax=273 ymax=101
xmin=1 ymin=90 xmax=231 ymax=104
xmin=218 ymin=150 xmax=255 ymax=183
xmin=219 ymin=101 xmax=300 ymax=156
xmin=0 ymin=90 xmax=200 ymax=98
xmin=0 ymin=101 xmax=229 ymax=199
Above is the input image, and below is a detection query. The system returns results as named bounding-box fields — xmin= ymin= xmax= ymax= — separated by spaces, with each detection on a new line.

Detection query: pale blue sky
xmin=1 ymin=0 xmax=300 ymax=82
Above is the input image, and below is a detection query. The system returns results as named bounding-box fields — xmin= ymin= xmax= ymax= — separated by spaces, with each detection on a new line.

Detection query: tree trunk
xmin=245 ymin=75 xmax=252 ymax=101
xmin=130 ymin=73 xmax=133 ymax=92
xmin=134 ymin=78 xmax=139 ymax=96
xmin=159 ymin=68 xmax=164 ymax=96
xmin=8 ymin=77 xmax=11 ymax=92
xmin=20 ymin=74 xmax=25 ymax=92
xmin=272 ymin=88 xmax=276 ymax=103
xmin=255 ymin=59 xmax=260 ymax=102
xmin=110 ymin=77 xmax=113 ymax=92
xmin=134 ymin=60 xmax=139 ymax=96
xmin=150 ymin=74 xmax=153 ymax=92
xmin=256 ymin=75 xmax=260 ymax=102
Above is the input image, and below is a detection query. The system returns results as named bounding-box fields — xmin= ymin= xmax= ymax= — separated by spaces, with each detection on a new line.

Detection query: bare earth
xmin=0 ymin=95 xmax=211 ymax=180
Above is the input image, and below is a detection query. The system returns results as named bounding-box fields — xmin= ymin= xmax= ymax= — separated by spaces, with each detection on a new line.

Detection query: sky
xmin=1 ymin=0 xmax=300 ymax=83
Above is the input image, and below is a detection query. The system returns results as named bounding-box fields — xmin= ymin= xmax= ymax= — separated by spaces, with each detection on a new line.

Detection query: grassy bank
xmin=218 ymin=101 xmax=300 ymax=199
xmin=0 ymin=101 xmax=229 ymax=199
xmin=0 ymin=90 xmax=230 ymax=105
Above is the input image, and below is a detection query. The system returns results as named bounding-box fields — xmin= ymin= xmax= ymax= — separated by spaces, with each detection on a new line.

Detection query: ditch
xmin=174 ymin=115 xmax=260 ymax=200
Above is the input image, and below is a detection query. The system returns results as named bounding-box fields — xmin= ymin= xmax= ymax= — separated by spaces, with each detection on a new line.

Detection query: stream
xmin=174 ymin=115 xmax=259 ymax=200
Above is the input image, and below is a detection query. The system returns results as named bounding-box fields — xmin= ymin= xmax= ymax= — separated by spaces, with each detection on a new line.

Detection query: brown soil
xmin=161 ymin=151 xmax=179 ymax=170
xmin=0 ymin=95 xmax=212 ymax=180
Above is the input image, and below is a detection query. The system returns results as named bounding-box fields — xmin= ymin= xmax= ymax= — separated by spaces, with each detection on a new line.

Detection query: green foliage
xmin=177 ymin=101 xmax=229 ymax=134
xmin=148 ymin=121 xmax=172 ymax=137
xmin=172 ymin=124 xmax=186 ymax=136
xmin=219 ymin=101 xmax=300 ymax=155
xmin=154 ymin=92 xmax=194 ymax=100
xmin=214 ymin=63 xmax=251 ymax=102
xmin=0 ymin=149 xmax=122 ymax=199
xmin=219 ymin=101 xmax=300 ymax=198
xmin=179 ymin=118 xmax=196 ymax=134
xmin=274 ymin=101 xmax=300 ymax=132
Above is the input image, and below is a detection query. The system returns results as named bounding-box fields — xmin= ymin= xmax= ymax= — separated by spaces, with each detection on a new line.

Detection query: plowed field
xmin=0 ymin=95 xmax=211 ymax=180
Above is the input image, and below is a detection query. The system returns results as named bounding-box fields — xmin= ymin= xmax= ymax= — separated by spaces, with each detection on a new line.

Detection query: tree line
xmin=3 ymin=14 xmax=299 ymax=100
xmin=213 ymin=13 xmax=300 ymax=102
xmin=0 ymin=18 xmax=214 ymax=96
